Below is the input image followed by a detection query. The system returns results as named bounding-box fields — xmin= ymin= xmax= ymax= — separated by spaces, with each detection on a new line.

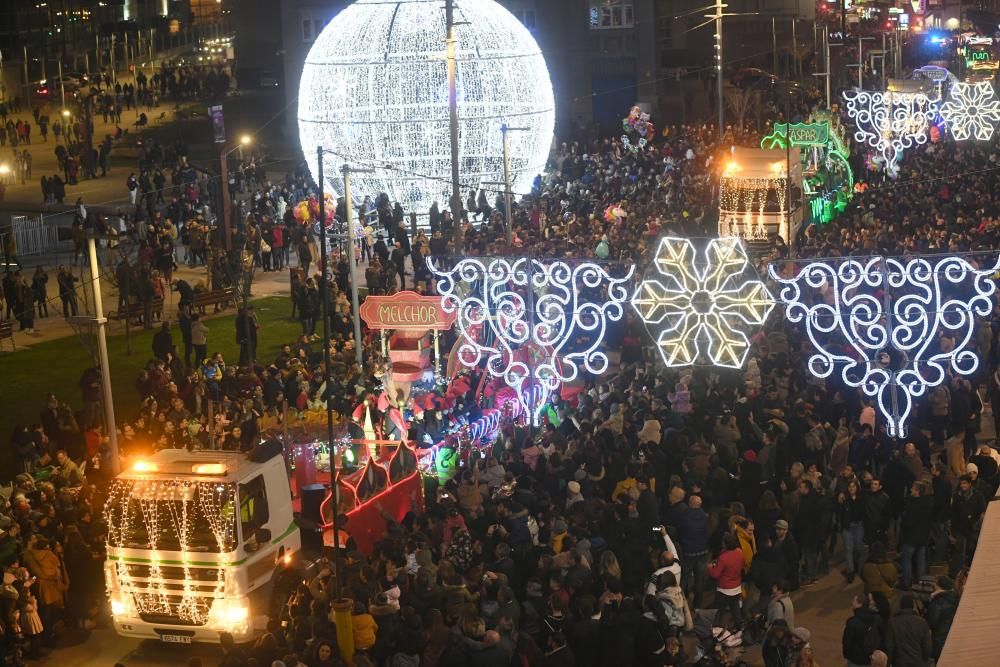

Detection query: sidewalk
xmin=4 ymin=256 xmax=295 ymax=350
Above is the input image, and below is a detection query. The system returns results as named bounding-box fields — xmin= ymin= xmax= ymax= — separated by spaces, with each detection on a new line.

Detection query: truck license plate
xmin=161 ymin=634 xmax=192 ymax=644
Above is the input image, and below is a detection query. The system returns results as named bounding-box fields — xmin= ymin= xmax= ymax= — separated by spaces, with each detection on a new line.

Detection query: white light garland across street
xmin=632 ymin=237 xmax=775 ymax=368
xmin=842 ymin=88 xmax=938 ymax=162
xmin=769 ymin=254 xmax=1000 ymax=437
xmin=940 ymin=81 xmax=1000 ymax=141
xmin=430 ymin=256 xmax=633 ymax=425
xmin=298 ymin=0 xmax=555 ymax=216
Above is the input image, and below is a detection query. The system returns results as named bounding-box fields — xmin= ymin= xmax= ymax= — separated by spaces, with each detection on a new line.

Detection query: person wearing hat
xmin=565 ymin=480 xmax=584 ymax=509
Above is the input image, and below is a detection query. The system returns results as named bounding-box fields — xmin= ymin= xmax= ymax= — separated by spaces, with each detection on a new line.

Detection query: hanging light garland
xmin=769 ymin=253 xmax=1000 ymax=436
xmin=843 ymin=88 xmax=938 ymax=163
xmin=431 ymin=257 xmax=633 ymax=425
xmin=939 ymin=81 xmax=1000 ymax=141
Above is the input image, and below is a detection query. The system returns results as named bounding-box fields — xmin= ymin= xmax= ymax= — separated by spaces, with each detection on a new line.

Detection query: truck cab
xmin=103 ymin=447 xmax=299 ymax=644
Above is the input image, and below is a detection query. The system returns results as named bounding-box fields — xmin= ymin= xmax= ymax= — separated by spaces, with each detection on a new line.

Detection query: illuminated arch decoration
xmin=843 ymin=88 xmax=938 ymax=164
xmin=939 ymin=82 xmax=1000 ymax=141
xmin=298 ymin=0 xmax=555 ymax=215
xmin=632 ymin=237 xmax=775 ymax=369
xmin=769 ymin=254 xmax=1000 ymax=437
xmin=430 ymin=257 xmax=633 ymax=425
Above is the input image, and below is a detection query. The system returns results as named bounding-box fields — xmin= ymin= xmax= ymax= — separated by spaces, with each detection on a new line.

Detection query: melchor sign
xmin=359 ymin=290 xmax=457 ymax=331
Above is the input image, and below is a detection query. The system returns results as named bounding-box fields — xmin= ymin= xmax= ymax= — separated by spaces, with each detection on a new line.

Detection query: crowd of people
xmin=5 ymin=76 xmax=1000 ymax=667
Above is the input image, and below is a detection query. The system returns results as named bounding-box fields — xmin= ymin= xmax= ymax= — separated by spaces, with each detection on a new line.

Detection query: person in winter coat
xmin=707 ymin=532 xmax=744 ymax=628
xmin=837 ymin=479 xmax=866 ymax=583
xmin=794 ymin=480 xmax=825 ymax=583
xmin=859 ymin=542 xmax=898 ymax=599
xmin=352 ymin=601 xmax=378 ymax=652
xmin=369 ymin=594 xmax=401 ymax=663
xmin=925 ymin=576 xmax=959 ymax=659
xmin=679 ymin=494 xmax=710 ymax=606
xmin=885 ymin=595 xmax=932 ymax=667
xmin=842 ymin=594 xmax=885 ymax=667
xmin=950 ymin=474 xmax=986 ymax=575
xmin=899 ymin=481 xmax=933 ymax=589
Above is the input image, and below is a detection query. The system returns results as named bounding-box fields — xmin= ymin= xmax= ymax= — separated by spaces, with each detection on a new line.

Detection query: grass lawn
xmin=0 ymin=296 xmax=298 ymax=477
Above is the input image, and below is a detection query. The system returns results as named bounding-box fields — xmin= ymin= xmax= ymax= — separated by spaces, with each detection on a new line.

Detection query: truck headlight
xmin=110 ymin=593 xmax=135 ymax=618
xmin=209 ymin=598 xmax=250 ymax=630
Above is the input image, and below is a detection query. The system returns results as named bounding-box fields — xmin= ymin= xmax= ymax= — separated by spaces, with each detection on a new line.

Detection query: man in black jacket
xmin=899 ymin=480 xmax=933 ymax=589
xmin=930 ymin=463 xmax=952 ymax=564
xmin=842 ymin=594 xmax=882 ymax=667
xmin=863 ymin=477 xmax=891 ymax=546
xmin=950 ymin=474 xmax=986 ymax=575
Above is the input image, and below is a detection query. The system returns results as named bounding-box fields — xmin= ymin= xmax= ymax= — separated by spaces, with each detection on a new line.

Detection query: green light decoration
xmin=760 ymin=119 xmax=854 ymax=224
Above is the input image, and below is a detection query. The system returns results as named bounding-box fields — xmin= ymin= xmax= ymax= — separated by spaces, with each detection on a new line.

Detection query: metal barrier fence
xmin=10 ymin=215 xmax=59 ymax=256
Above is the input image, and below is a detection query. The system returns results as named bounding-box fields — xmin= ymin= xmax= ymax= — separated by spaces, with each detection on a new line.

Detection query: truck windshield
xmin=104 ymin=478 xmax=237 ymax=554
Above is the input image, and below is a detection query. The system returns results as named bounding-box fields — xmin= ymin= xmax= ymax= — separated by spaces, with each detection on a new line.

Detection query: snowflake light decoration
xmin=843 ymin=88 xmax=938 ymax=162
xmin=298 ymin=0 xmax=555 ymax=216
xmin=632 ymin=237 xmax=775 ymax=369
xmin=430 ymin=257 xmax=633 ymax=425
xmin=769 ymin=254 xmax=1000 ymax=437
xmin=940 ymin=81 xmax=1000 ymax=141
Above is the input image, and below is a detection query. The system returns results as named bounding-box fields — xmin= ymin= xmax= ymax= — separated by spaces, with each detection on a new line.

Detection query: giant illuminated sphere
xmin=297 ymin=0 xmax=555 ymax=216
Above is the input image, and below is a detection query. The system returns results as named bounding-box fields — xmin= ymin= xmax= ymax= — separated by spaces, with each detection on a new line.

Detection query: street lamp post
xmin=218 ymin=135 xmax=250 ymax=251
xmin=85 ymin=232 xmax=122 ymax=475
xmin=315 ymin=149 xmax=371 ymax=661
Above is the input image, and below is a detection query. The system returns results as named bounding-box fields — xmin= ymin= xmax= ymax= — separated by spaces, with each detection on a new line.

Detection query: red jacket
xmin=707 ymin=548 xmax=744 ymax=589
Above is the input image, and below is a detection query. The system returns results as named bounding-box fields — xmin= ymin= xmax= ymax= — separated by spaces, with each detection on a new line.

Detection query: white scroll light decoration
xmin=769 ymin=254 xmax=1000 ymax=437
xmin=632 ymin=237 xmax=775 ymax=368
xmin=298 ymin=0 xmax=555 ymax=216
xmin=431 ymin=257 xmax=633 ymax=425
xmin=940 ymin=81 xmax=1000 ymax=141
xmin=843 ymin=88 xmax=938 ymax=163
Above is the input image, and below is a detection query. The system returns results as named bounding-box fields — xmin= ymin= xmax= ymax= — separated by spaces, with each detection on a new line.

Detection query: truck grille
xmin=122 ymin=563 xmax=223 ymax=626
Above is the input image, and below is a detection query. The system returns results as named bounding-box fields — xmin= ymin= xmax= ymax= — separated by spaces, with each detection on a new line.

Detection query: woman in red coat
xmin=707 ymin=532 xmax=745 ymax=629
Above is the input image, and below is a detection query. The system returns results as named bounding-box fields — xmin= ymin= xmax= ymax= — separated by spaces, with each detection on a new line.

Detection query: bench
xmin=0 ymin=319 xmax=14 ymax=351
xmin=107 ymin=297 xmax=164 ymax=326
xmin=192 ymin=287 xmax=237 ymax=314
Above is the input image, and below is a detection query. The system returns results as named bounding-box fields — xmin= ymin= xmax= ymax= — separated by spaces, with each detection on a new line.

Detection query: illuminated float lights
xmin=104 ymin=478 xmax=234 ymax=626
xmin=768 ymin=254 xmax=1000 ymax=436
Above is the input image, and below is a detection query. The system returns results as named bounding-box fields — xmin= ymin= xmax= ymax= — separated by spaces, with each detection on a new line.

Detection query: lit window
xmin=590 ymin=3 xmax=634 ymax=30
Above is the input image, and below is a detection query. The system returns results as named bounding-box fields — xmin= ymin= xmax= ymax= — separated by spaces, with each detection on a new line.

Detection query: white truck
xmin=103 ymin=447 xmax=300 ymax=644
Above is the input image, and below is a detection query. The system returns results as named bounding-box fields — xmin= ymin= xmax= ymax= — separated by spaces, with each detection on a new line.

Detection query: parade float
xmin=759 ymin=113 xmax=853 ymax=225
